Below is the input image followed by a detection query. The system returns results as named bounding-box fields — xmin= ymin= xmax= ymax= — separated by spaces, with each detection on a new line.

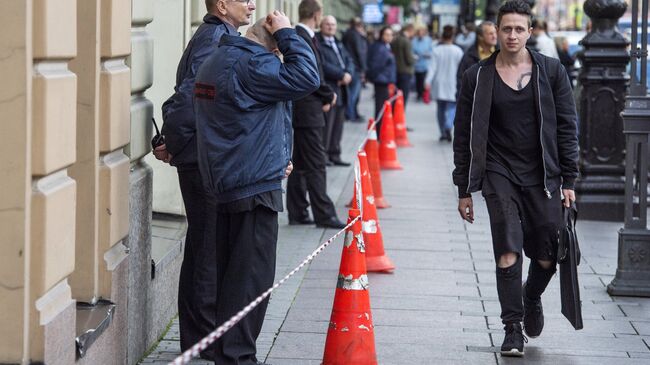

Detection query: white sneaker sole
xmin=500 ymin=349 xmax=524 ymax=357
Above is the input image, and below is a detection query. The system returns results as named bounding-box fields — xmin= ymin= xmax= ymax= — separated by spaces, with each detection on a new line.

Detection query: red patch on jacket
xmin=194 ymin=83 xmax=216 ymax=100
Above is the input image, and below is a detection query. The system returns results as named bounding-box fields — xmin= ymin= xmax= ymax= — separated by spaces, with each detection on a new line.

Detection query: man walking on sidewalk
xmin=452 ymin=0 xmax=579 ymax=357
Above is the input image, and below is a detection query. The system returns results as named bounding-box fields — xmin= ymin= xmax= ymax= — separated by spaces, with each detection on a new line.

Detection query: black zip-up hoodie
xmin=452 ymin=48 xmax=579 ymax=199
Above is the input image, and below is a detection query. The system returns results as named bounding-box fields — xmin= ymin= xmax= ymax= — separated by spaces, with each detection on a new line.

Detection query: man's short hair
xmin=441 ymin=25 xmax=455 ymax=41
xmin=247 ymin=18 xmax=278 ymax=51
xmin=298 ymin=0 xmax=322 ymax=21
xmin=350 ymin=17 xmax=362 ymax=28
xmin=205 ymin=0 xmax=217 ymax=11
xmin=497 ymin=0 xmax=532 ymax=27
xmin=402 ymin=23 xmax=415 ymax=33
xmin=532 ymin=19 xmax=547 ymax=31
xmin=476 ymin=21 xmax=495 ymax=38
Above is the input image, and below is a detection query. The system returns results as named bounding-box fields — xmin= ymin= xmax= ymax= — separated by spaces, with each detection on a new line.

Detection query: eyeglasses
xmin=230 ymin=0 xmax=254 ymax=5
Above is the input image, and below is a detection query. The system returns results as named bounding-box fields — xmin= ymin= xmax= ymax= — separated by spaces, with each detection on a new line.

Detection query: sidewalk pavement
xmin=141 ymin=90 xmax=650 ymax=365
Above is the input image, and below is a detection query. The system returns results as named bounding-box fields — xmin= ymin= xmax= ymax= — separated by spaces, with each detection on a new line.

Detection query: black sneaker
xmin=522 ymin=282 xmax=544 ymax=338
xmin=500 ymin=322 xmax=527 ymax=357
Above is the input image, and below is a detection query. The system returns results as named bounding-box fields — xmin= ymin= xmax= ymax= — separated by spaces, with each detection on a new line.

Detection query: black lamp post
xmin=574 ymin=0 xmax=629 ymax=221
xmin=608 ymin=0 xmax=650 ymax=297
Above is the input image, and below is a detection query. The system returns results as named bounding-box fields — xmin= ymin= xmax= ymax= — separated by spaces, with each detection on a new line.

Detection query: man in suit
xmin=317 ymin=15 xmax=354 ymax=166
xmin=286 ymin=0 xmax=347 ymax=229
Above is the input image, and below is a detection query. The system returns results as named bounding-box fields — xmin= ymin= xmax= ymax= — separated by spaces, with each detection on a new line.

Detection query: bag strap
xmin=563 ymin=202 xmax=578 ymax=228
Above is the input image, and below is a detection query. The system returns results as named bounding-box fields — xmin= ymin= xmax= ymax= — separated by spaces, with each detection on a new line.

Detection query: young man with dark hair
xmin=453 ymin=0 xmax=579 ymax=357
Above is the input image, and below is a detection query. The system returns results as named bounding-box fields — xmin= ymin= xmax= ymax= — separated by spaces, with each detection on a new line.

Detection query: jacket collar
xmin=219 ymin=34 xmax=267 ymax=53
xmin=296 ymin=23 xmax=315 ymax=38
xmin=316 ymin=32 xmax=338 ymax=45
xmin=203 ymin=13 xmax=238 ymax=35
xmin=479 ymin=47 xmax=544 ymax=67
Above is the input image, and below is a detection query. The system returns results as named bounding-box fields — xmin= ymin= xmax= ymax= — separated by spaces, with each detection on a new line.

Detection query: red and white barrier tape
xmin=169 ymin=214 xmax=361 ymax=365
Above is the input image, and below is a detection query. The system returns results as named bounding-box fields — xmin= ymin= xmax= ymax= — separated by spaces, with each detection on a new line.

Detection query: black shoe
xmin=523 ymin=282 xmax=544 ymax=338
xmin=330 ymin=158 xmax=351 ymax=167
xmin=500 ymin=322 xmax=527 ymax=357
xmin=289 ymin=217 xmax=315 ymax=225
xmin=316 ymin=217 xmax=346 ymax=229
xmin=325 ymin=160 xmax=334 ymax=166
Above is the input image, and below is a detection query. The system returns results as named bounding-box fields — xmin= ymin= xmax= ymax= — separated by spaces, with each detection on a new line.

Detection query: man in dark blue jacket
xmin=194 ymin=12 xmax=319 ymax=365
xmin=317 ymin=15 xmax=354 ymax=166
xmin=152 ymin=0 xmax=254 ymax=359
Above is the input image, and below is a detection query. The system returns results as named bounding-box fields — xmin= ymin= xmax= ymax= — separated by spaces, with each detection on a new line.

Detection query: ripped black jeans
xmin=482 ymin=172 xmax=562 ymax=324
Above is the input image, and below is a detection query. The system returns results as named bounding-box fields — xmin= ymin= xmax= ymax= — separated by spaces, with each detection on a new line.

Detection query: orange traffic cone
xmin=378 ymin=101 xmax=403 ymax=170
xmin=388 ymin=83 xmax=396 ymax=98
xmin=346 ymin=119 xmax=390 ymax=209
xmin=364 ymin=119 xmax=390 ymax=209
xmin=393 ymin=91 xmax=412 ymax=147
xmin=358 ymin=151 xmax=395 ymax=273
xmin=322 ymin=208 xmax=377 ymax=365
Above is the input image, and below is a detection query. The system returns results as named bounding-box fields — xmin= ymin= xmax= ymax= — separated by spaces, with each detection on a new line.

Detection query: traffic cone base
xmin=374 ymin=196 xmax=390 ymax=209
xmin=380 ymin=158 xmax=402 ymax=170
xmin=396 ymin=138 xmax=413 ymax=148
xmin=366 ymin=255 xmax=395 ymax=273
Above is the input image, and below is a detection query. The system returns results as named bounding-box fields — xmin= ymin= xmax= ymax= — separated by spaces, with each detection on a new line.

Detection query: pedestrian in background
xmin=425 ymin=25 xmax=464 ymax=142
xmin=367 ymin=26 xmax=396 ymax=136
xmin=454 ymin=0 xmax=578 ymax=357
xmin=153 ymin=0 xmax=253 ymax=359
xmin=342 ymin=17 xmax=368 ymax=122
xmin=391 ymin=23 xmax=416 ymax=106
xmin=455 ymin=22 xmax=477 ymax=51
xmin=456 ymin=21 xmax=497 ymax=100
xmin=286 ymin=0 xmax=347 ymax=229
xmin=532 ymin=19 xmax=559 ymax=59
xmin=555 ymin=36 xmax=576 ymax=87
xmin=318 ymin=15 xmax=354 ymax=166
xmin=412 ymin=26 xmax=434 ymax=102
xmin=194 ymin=12 xmax=320 ymax=364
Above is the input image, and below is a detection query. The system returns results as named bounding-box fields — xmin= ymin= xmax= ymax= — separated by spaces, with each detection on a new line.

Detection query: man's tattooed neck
xmin=517 ymin=72 xmax=532 ymax=90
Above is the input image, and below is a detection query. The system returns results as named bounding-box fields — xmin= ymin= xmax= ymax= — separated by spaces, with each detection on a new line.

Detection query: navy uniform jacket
xmin=194 ymin=29 xmax=320 ymax=203
xmin=161 ymin=14 xmax=237 ymax=168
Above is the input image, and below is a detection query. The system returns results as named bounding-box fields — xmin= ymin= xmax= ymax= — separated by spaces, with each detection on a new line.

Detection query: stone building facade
xmin=0 ymin=0 xmax=299 ymax=364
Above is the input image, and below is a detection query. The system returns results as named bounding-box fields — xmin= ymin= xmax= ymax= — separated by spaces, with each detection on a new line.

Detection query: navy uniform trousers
xmin=177 ymin=168 xmax=218 ymax=359
xmin=209 ymin=191 xmax=281 ymax=365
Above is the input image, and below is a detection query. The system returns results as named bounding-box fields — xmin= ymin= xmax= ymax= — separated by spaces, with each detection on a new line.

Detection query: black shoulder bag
xmin=558 ymin=203 xmax=583 ymax=330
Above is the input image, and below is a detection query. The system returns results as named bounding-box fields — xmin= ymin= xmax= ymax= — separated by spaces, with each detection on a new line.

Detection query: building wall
xmin=0 ymin=0 xmax=302 ymax=364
